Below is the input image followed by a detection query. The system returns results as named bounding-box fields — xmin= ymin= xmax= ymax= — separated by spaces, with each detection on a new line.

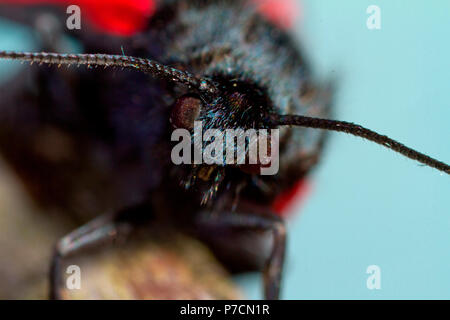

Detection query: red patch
xmin=251 ymin=0 xmax=301 ymax=29
xmin=272 ymin=179 xmax=310 ymax=217
xmin=0 ymin=0 xmax=155 ymax=36
xmin=77 ymin=0 xmax=155 ymax=36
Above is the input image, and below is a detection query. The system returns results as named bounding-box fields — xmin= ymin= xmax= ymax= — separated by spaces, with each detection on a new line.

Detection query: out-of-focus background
xmin=0 ymin=0 xmax=448 ymax=299
xmin=238 ymin=0 xmax=450 ymax=299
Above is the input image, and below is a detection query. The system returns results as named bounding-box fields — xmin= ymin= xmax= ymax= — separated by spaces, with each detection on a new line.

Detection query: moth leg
xmin=49 ymin=207 xmax=146 ymax=299
xmin=196 ymin=209 xmax=286 ymax=300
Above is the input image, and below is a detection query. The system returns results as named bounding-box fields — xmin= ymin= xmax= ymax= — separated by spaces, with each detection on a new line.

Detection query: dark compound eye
xmin=170 ymin=95 xmax=203 ymax=130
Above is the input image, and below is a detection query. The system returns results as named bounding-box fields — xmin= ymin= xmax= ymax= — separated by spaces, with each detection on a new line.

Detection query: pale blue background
xmin=0 ymin=0 xmax=449 ymax=299
xmin=237 ymin=0 xmax=450 ymax=299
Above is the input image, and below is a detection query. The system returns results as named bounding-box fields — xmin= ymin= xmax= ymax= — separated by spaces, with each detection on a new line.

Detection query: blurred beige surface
xmin=61 ymin=233 xmax=242 ymax=300
xmin=0 ymin=158 xmax=241 ymax=300
xmin=0 ymin=158 xmax=69 ymax=299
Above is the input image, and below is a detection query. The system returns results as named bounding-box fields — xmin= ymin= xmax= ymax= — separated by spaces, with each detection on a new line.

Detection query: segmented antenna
xmin=272 ymin=114 xmax=450 ymax=174
xmin=0 ymin=50 xmax=218 ymax=94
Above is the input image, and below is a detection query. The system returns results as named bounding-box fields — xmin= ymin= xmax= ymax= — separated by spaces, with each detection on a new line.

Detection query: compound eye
xmin=170 ymin=95 xmax=202 ymax=130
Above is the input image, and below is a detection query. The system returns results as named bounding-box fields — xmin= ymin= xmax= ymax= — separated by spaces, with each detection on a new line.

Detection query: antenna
xmin=271 ymin=114 xmax=449 ymax=174
xmin=0 ymin=50 xmax=218 ymax=94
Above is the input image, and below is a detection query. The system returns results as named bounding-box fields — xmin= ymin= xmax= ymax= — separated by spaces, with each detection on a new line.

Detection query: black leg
xmin=49 ymin=211 xmax=139 ymax=300
xmin=196 ymin=207 xmax=286 ymax=300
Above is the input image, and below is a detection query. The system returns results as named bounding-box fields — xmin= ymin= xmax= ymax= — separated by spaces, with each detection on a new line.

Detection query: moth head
xmin=169 ymin=77 xmax=276 ymax=171
xmin=177 ymin=79 xmax=271 ymax=127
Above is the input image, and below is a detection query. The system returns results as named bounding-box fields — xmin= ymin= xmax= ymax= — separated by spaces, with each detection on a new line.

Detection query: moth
xmin=0 ymin=0 xmax=448 ymax=300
